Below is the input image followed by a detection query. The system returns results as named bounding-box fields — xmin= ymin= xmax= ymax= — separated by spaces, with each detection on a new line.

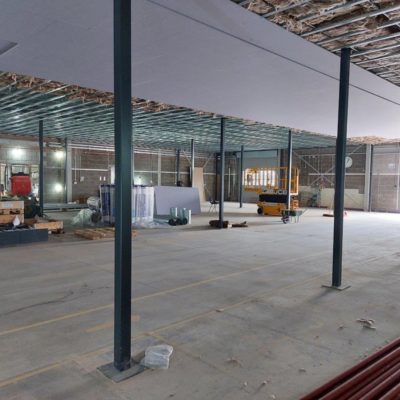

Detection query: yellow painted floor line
xmin=0 ymin=271 xmax=331 ymax=390
xmin=0 ymin=362 xmax=65 ymax=389
xmin=0 ymin=250 xmax=329 ymax=337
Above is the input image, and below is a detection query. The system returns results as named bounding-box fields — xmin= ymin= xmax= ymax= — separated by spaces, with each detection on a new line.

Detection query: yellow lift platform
xmin=243 ymin=167 xmax=299 ymax=216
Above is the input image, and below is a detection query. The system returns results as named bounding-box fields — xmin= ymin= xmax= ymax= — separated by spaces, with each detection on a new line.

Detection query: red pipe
xmin=319 ymin=348 xmax=400 ymax=400
xmin=379 ymin=382 xmax=400 ymax=400
xmin=346 ymin=362 xmax=400 ymax=400
xmin=361 ymin=368 xmax=400 ymax=400
xmin=300 ymin=338 xmax=400 ymax=400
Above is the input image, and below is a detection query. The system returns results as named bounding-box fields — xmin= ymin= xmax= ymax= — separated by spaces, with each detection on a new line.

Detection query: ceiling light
xmin=11 ymin=148 xmax=24 ymax=158
xmin=54 ymin=150 xmax=64 ymax=160
xmin=54 ymin=183 xmax=63 ymax=193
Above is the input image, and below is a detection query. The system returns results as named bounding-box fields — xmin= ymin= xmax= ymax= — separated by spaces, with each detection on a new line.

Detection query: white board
xmin=154 ymin=186 xmax=201 ymax=215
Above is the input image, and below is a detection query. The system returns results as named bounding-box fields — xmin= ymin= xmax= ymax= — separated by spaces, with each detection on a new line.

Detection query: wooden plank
xmin=0 ymin=201 xmax=24 ymax=210
xmin=0 ymin=209 xmax=24 ymax=215
xmin=0 ymin=214 xmax=25 ymax=224
xmin=33 ymin=220 xmax=64 ymax=232
xmin=74 ymin=228 xmax=138 ymax=240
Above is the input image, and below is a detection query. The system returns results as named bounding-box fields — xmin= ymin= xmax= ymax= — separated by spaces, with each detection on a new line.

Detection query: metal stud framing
xmin=231 ymin=0 xmax=400 ymax=87
xmin=0 ymin=78 xmax=336 ymax=152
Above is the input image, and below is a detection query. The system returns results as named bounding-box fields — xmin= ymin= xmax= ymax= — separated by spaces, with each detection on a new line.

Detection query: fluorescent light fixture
xmin=11 ymin=148 xmax=24 ymax=158
xmin=54 ymin=150 xmax=64 ymax=160
xmin=0 ymin=40 xmax=17 ymax=56
xmin=54 ymin=183 xmax=63 ymax=193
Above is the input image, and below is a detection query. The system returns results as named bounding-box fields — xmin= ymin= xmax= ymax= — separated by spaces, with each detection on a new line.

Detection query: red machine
xmin=10 ymin=173 xmax=32 ymax=196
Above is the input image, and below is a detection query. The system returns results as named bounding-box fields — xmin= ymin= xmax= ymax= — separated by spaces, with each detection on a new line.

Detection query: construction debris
xmin=209 ymin=220 xmax=232 ymax=229
xmin=232 ymin=221 xmax=248 ymax=228
xmin=226 ymin=357 xmax=243 ymax=367
xmin=357 ymin=318 xmax=377 ymax=330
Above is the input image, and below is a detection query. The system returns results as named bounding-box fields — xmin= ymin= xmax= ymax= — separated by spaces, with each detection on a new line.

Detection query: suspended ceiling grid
xmin=231 ymin=0 xmax=400 ymax=86
xmin=0 ymin=72 xmax=336 ymax=152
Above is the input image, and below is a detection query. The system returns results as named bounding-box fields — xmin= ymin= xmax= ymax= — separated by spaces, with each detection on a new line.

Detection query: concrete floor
xmin=0 ymin=204 xmax=399 ymax=399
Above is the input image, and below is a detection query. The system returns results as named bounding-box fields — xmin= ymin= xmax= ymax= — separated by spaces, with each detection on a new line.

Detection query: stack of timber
xmin=0 ymin=201 xmax=24 ymax=225
xmin=74 ymin=227 xmax=138 ymax=240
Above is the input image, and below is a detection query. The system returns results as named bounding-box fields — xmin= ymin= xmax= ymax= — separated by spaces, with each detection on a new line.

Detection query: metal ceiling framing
xmin=231 ymin=0 xmax=400 ymax=86
xmin=0 ymin=72 xmax=336 ymax=152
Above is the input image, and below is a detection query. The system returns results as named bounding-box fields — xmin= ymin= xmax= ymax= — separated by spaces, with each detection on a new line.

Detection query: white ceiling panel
xmin=0 ymin=0 xmax=399 ymax=138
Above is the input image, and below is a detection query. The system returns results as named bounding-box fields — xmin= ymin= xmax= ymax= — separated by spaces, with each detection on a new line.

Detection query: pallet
xmin=74 ymin=227 xmax=138 ymax=240
xmin=25 ymin=218 xmax=64 ymax=233
xmin=0 ymin=201 xmax=25 ymax=225
xmin=0 ymin=201 xmax=24 ymax=211
xmin=0 ymin=214 xmax=24 ymax=224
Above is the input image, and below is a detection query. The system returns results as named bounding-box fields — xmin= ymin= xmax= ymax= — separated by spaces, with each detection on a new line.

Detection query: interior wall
xmin=371 ymin=144 xmax=400 ymax=213
xmin=286 ymin=145 xmax=367 ymax=210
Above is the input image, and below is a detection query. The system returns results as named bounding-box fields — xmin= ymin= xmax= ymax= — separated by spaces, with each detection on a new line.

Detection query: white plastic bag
xmin=142 ymin=345 xmax=173 ymax=370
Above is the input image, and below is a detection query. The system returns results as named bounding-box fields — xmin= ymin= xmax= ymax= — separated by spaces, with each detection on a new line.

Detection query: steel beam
xmin=302 ymin=3 xmax=400 ymax=37
xmin=113 ymin=0 xmax=133 ymax=372
xmin=39 ymin=119 xmax=44 ymax=216
xmin=239 ymin=145 xmax=244 ymax=208
xmin=332 ymin=48 xmax=351 ymax=289
xmin=190 ymin=139 xmax=195 ymax=187
xmin=219 ymin=118 xmax=226 ymax=228
xmin=176 ymin=148 xmax=181 ymax=186
xmin=286 ymin=130 xmax=293 ymax=210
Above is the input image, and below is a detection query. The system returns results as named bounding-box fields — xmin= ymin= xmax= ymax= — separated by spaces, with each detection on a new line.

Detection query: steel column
xmin=332 ymin=48 xmax=351 ymax=288
xmin=190 ymin=139 xmax=195 ymax=187
xmin=113 ymin=0 xmax=133 ymax=371
xmin=65 ymin=139 xmax=72 ymax=203
xmin=239 ymin=145 xmax=244 ymax=208
xmin=286 ymin=130 xmax=293 ymax=210
xmin=368 ymin=145 xmax=374 ymax=212
xmin=38 ymin=119 xmax=44 ymax=216
xmin=215 ymin=153 xmax=219 ymax=200
xmin=363 ymin=144 xmax=372 ymax=211
xmin=176 ymin=149 xmax=181 ymax=186
xmin=219 ymin=118 xmax=226 ymax=229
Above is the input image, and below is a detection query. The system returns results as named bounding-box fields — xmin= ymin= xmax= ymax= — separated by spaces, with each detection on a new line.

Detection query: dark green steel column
xmin=332 ymin=48 xmax=351 ymax=288
xmin=286 ymin=130 xmax=293 ymax=210
xmin=368 ymin=145 xmax=374 ymax=212
xmin=190 ymin=139 xmax=195 ymax=187
xmin=219 ymin=118 xmax=225 ymax=228
xmin=176 ymin=149 xmax=181 ymax=186
xmin=39 ymin=119 xmax=44 ymax=216
xmin=113 ymin=0 xmax=133 ymax=371
xmin=239 ymin=145 xmax=244 ymax=208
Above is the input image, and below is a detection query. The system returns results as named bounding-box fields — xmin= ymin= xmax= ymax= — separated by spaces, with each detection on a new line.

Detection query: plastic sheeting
xmin=99 ymin=184 xmax=154 ymax=225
